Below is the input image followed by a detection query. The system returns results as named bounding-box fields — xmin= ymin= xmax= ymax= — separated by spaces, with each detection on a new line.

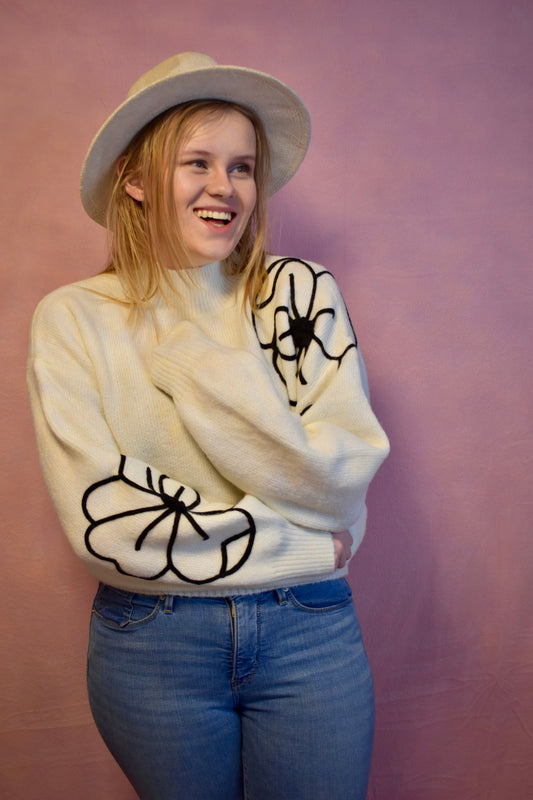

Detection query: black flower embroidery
xmin=253 ymin=258 xmax=357 ymax=410
xmin=83 ymin=456 xmax=255 ymax=584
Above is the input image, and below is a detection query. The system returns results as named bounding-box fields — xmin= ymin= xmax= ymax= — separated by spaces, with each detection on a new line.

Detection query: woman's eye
xmin=232 ymin=164 xmax=252 ymax=174
xmin=189 ymin=160 xmax=207 ymax=169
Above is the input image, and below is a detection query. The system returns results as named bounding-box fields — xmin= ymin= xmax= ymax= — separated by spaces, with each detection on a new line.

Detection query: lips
xmin=194 ymin=208 xmax=236 ymax=226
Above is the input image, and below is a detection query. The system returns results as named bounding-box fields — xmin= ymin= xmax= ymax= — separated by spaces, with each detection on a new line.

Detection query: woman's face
xmin=171 ymin=108 xmax=257 ymax=268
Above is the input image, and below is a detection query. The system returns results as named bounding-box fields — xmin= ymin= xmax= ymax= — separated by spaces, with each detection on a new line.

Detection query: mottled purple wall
xmin=1 ymin=1 xmax=531 ymax=798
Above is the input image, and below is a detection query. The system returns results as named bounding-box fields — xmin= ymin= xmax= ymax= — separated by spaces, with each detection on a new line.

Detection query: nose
xmin=206 ymin=167 xmax=235 ymax=198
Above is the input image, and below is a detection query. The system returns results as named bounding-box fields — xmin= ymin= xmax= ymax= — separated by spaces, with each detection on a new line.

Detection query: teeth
xmin=194 ymin=209 xmax=232 ymax=221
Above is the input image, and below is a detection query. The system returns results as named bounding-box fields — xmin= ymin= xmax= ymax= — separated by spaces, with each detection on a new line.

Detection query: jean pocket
xmin=286 ymin=578 xmax=353 ymax=613
xmin=91 ymin=583 xmax=163 ymax=630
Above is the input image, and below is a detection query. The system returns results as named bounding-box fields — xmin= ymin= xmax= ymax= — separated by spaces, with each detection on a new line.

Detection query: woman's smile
xmin=193 ymin=206 xmax=236 ymax=226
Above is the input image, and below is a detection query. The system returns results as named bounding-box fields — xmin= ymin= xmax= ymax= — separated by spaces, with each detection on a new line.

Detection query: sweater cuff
xmin=151 ymin=321 xmax=222 ymax=400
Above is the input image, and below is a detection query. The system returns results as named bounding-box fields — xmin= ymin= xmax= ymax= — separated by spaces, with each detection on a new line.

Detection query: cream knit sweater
xmin=27 ymin=256 xmax=389 ymax=596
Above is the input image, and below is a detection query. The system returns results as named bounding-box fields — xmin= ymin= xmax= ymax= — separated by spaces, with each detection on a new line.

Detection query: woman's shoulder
xmin=265 ymin=254 xmax=330 ymax=275
xmin=261 ymin=254 xmax=343 ymax=305
xmin=32 ymin=273 xmax=124 ymax=322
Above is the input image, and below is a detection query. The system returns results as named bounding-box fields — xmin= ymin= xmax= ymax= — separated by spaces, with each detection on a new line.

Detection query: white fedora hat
xmin=80 ymin=51 xmax=311 ymax=226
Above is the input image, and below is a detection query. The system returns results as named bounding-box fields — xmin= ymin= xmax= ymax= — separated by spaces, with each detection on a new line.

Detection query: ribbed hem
xmin=83 ymin=525 xmax=337 ymax=598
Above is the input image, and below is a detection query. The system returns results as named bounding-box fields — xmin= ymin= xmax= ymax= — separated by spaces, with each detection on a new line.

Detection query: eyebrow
xmin=180 ymin=148 xmax=256 ymax=161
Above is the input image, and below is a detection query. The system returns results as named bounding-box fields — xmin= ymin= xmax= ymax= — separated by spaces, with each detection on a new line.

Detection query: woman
xmin=28 ymin=52 xmax=389 ymax=800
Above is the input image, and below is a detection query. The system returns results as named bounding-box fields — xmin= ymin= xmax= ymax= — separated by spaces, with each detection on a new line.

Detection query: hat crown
xmin=128 ymin=52 xmax=218 ymax=98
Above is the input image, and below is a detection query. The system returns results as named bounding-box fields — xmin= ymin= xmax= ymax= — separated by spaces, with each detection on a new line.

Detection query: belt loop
xmin=275 ymin=588 xmax=288 ymax=605
xmin=163 ymin=595 xmax=174 ymax=614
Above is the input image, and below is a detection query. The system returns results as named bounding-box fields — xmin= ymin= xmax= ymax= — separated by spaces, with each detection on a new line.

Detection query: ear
xmin=116 ymin=157 xmax=145 ymax=202
xmin=124 ymin=176 xmax=145 ymax=202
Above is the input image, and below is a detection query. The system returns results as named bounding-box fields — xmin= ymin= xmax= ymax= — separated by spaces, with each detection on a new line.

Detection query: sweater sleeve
xmin=151 ymin=258 xmax=390 ymax=533
xmin=27 ymin=293 xmax=336 ymax=595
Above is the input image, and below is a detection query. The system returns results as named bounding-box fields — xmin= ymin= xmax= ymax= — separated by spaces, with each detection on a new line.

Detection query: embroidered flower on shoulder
xmin=253 ymin=258 xmax=357 ymax=410
xmin=83 ymin=456 xmax=255 ymax=584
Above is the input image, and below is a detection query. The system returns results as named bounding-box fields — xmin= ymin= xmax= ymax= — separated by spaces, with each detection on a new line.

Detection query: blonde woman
xmin=28 ymin=52 xmax=389 ymax=800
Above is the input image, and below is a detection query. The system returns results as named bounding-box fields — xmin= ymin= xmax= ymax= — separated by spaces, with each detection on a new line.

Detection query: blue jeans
xmin=87 ymin=579 xmax=374 ymax=800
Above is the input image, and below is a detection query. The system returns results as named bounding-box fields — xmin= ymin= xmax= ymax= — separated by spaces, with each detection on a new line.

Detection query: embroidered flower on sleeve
xmin=82 ymin=456 xmax=255 ymax=584
xmin=253 ymin=258 xmax=357 ymax=410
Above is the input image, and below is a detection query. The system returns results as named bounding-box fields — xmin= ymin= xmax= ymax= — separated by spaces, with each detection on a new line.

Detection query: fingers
xmin=332 ymin=530 xmax=353 ymax=569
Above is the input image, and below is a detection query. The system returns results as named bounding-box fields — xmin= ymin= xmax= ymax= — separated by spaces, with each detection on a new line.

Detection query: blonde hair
xmin=105 ymin=100 xmax=271 ymax=312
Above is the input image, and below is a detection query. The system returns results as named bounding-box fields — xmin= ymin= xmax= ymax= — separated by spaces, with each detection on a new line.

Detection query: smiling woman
xmin=27 ymin=51 xmax=389 ymax=800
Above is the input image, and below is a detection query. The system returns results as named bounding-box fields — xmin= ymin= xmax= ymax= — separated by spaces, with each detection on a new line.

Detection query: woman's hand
xmin=332 ymin=530 xmax=353 ymax=570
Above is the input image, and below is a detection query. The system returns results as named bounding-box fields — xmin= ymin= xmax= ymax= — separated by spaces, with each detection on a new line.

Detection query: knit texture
xmin=27 ymin=256 xmax=389 ymax=596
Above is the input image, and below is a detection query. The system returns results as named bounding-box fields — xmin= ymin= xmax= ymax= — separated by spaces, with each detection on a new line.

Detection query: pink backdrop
xmin=1 ymin=1 xmax=532 ymax=798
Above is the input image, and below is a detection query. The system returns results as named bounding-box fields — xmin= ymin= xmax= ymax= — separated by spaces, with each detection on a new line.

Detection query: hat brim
xmin=80 ymin=64 xmax=311 ymax=226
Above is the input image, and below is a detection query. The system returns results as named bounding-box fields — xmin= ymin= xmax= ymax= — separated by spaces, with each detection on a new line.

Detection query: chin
xmin=194 ymin=247 xmax=237 ymax=265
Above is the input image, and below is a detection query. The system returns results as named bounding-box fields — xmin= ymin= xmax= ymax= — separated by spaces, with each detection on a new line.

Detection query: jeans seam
xmin=91 ymin=597 xmax=163 ymax=629
xmin=230 ymin=597 xmax=262 ymax=690
xmin=241 ymin=746 xmax=250 ymax=800
xmin=286 ymin=595 xmax=353 ymax=614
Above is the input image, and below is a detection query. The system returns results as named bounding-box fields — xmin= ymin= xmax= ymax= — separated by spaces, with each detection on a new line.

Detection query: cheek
xmin=243 ymin=183 xmax=257 ymax=219
xmin=172 ymin=172 xmax=197 ymax=212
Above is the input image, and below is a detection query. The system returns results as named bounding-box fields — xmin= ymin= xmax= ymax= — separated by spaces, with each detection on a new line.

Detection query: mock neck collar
xmin=160 ymin=260 xmax=242 ymax=315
